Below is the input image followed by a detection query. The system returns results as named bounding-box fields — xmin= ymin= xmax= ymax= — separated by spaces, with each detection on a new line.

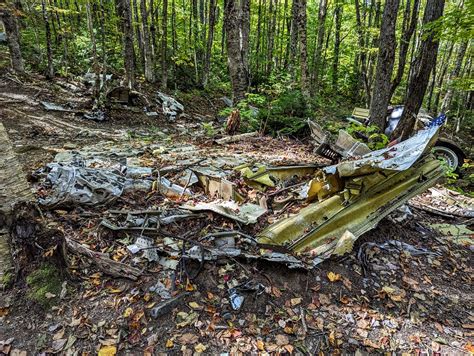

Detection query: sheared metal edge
xmin=258 ymin=155 xmax=443 ymax=255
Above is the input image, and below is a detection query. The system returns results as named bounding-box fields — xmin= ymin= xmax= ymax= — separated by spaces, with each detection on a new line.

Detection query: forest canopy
xmin=0 ymin=0 xmax=472 ymax=136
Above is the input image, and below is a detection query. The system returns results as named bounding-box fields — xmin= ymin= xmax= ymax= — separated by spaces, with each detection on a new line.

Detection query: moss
xmin=26 ymin=263 xmax=62 ymax=308
xmin=1 ymin=271 xmax=14 ymax=289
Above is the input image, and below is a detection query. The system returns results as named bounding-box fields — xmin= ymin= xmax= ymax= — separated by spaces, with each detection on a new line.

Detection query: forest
xmin=1 ymin=0 xmax=472 ymax=136
xmin=0 ymin=0 xmax=473 ymax=354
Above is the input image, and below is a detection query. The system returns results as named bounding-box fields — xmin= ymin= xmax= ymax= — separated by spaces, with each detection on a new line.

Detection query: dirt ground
xmin=0 ymin=73 xmax=473 ymax=355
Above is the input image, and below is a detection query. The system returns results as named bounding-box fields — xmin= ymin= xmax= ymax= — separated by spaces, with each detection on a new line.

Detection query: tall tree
xmin=392 ymin=0 xmax=445 ymax=140
xmin=293 ymin=0 xmax=309 ymax=97
xmin=332 ymin=0 xmax=342 ymax=91
xmin=440 ymin=41 xmax=469 ymax=112
xmin=224 ymin=0 xmax=250 ymax=103
xmin=354 ymin=0 xmax=370 ymax=105
xmin=311 ymin=0 xmax=327 ymax=92
xmin=0 ymin=4 xmax=24 ymax=73
xmin=202 ymin=0 xmax=216 ymax=87
xmin=140 ymin=0 xmax=154 ymax=82
xmin=390 ymin=0 xmax=420 ymax=97
xmin=41 ymin=0 xmax=54 ymax=79
xmin=116 ymin=0 xmax=136 ymax=88
xmin=369 ymin=0 xmax=400 ymax=129
xmin=161 ymin=0 xmax=168 ymax=89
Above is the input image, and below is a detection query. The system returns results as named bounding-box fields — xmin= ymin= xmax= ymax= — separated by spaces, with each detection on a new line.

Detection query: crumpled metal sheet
xmin=183 ymin=200 xmax=267 ymax=224
xmin=324 ymin=120 xmax=442 ymax=177
xmin=39 ymin=163 xmax=151 ymax=207
xmin=156 ymin=92 xmax=184 ymax=121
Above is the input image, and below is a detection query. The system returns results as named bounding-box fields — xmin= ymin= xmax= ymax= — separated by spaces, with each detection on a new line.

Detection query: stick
xmin=65 ymin=237 xmax=142 ymax=280
xmin=215 ymin=131 xmax=259 ymax=145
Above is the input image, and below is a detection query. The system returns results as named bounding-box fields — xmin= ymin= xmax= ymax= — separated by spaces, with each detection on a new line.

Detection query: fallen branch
xmin=65 ymin=237 xmax=142 ymax=280
xmin=215 ymin=131 xmax=258 ymax=145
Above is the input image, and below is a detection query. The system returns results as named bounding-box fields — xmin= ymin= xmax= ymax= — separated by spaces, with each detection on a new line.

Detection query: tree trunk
xmin=86 ymin=2 xmax=100 ymax=99
xmin=116 ymin=0 xmax=136 ymax=88
xmin=132 ymin=0 xmax=144 ymax=69
xmin=294 ymin=0 xmax=309 ymax=97
xmin=369 ymin=0 xmax=400 ymax=129
xmin=390 ymin=0 xmax=420 ymax=97
xmin=392 ymin=0 xmax=445 ymax=140
xmin=311 ymin=0 xmax=327 ymax=92
xmin=354 ymin=0 xmax=370 ymax=105
xmin=224 ymin=0 xmax=250 ymax=103
xmin=332 ymin=0 xmax=342 ymax=91
xmin=432 ymin=42 xmax=454 ymax=111
xmin=0 ymin=6 xmax=24 ymax=73
xmin=140 ymin=0 xmax=154 ymax=82
xmin=42 ymin=0 xmax=55 ymax=79
xmin=440 ymin=41 xmax=468 ymax=112
xmin=202 ymin=0 xmax=216 ymax=87
xmin=161 ymin=0 xmax=168 ymax=89
xmin=288 ymin=0 xmax=298 ymax=73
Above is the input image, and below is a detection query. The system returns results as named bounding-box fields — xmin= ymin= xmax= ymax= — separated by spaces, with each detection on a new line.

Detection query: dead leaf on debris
xmin=290 ymin=297 xmax=302 ymax=306
xmin=194 ymin=343 xmax=207 ymax=352
xmin=275 ymin=334 xmax=289 ymax=346
xmin=178 ymin=333 xmax=199 ymax=345
xmin=327 ymin=272 xmax=341 ymax=282
xmin=0 ymin=307 xmax=9 ymax=317
xmin=98 ymin=345 xmax=117 ymax=356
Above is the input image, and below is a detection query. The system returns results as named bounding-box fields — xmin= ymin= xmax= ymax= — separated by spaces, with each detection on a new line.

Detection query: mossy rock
xmin=26 ymin=263 xmax=63 ymax=308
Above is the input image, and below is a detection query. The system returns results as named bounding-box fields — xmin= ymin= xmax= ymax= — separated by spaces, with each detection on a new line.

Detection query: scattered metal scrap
xmin=34 ymin=114 xmax=458 ymax=284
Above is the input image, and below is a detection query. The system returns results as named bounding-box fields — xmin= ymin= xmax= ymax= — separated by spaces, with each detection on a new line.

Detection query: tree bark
xmin=440 ymin=41 xmax=468 ymax=112
xmin=116 ymin=0 xmax=136 ymax=88
xmin=161 ymin=0 xmax=168 ymax=89
xmin=332 ymin=0 xmax=342 ymax=91
xmin=0 ymin=6 xmax=24 ymax=73
xmin=140 ymin=0 xmax=154 ymax=82
xmin=86 ymin=2 xmax=100 ymax=99
xmin=132 ymin=0 xmax=144 ymax=68
xmin=354 ymin=0 xmax=370 ymax=105
xmin=392 ymin=0 xmax=445 ymax=140
xmin=294 ymin=0 xmax=309 ymax=97
xmin=224 ymin=0 xmax=250 ymax=103
xmin=202 ymin=0 xmax=216 ymax=87
xmin=42 ymin=0 xmax=55 ymax=79
xmin=390 ymin=0 xmax=420 ymax=97
xmin=311 ymin=0 xmax=327 ymax=92
xmin=369 ymin=0 xmax=400 ymax=129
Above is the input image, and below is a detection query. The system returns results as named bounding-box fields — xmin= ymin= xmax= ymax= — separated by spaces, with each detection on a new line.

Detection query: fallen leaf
xmin=165 ymin=339 xmax=174 ymax=348
xmin=194 ymin=343 xmax=207 ymax=352
xmin=53 ymin=329 xmax=65 ymax=340
xmin=290 ymin=298 xmax=302 ymax=306
xmin=45 ymin=292 xmax=56 ymax=299
xmin=275 ymin=334 xmax=289 ymax=346
xmin=189 ymin=302 xmax=202 ymax=310
xmin=272 ymin=286 xmax=282 ymax=298
xmin=0 ymin=307 xmax=9 ymax=317
xmin=123 ymin=307 xmax=133 ymax=318
xmin=283 ymin=344 xmax=294 ymax=353
xmin=178 ymin=333 xmax=199 ymax=345
xmin=51 ymin=338 xmax=67 ymax=352
xmin=327 ymin=272 xmax=341 ymax=282
xmin=98 ymin=345 xmax=117 ymax=356
xmin=256 ymin=340 xmax=265 ymax=351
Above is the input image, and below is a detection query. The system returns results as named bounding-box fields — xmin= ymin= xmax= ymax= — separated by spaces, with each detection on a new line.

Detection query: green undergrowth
xmin=26 ymin=263 xmax=62 ymax=308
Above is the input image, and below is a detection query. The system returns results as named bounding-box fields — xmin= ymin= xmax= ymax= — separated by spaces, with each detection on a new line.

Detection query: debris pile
xmin=4 ymin=114 xmax=472 ymax=354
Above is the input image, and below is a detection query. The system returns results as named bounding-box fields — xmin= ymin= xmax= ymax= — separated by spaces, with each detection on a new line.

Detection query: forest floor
xmin=0 ymin=72 xmax=473 ymax=355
